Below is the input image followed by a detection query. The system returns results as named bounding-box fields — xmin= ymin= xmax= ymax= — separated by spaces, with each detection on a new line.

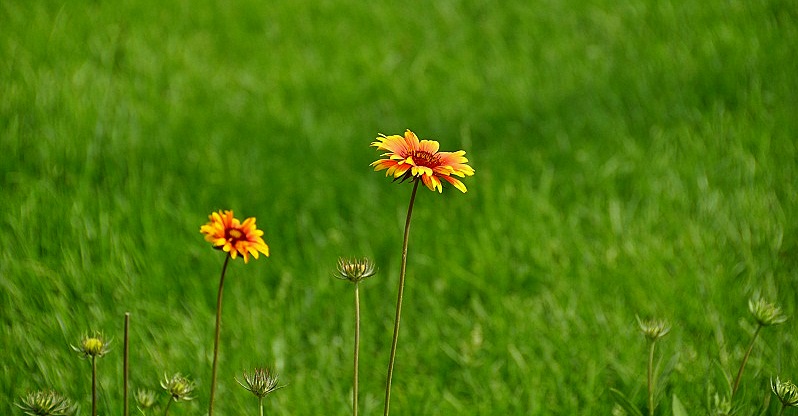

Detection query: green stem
xmin=91 ymin=356 xmax=97 ymax=416
xmin=164 ymin=397 xmax=174 ymax=416
xmin=124 ymin=312 xmax=130 ymax=416
xmin=779 ymin=403 xmax=787 ymax=416
xmin=208 ymin=254 xmax=231 ymax=416
xmin=647 ymin=340 xmax=656 ymax=416
xmin=353 ymin=282 xmax=361 ymax=416
xmin=383 ymin=179 xmax=420 ymax=416
xmin=259 ymin=396 xmax=264 ymax=416
xmin=732 ymin=324 xmax=762 ymax=400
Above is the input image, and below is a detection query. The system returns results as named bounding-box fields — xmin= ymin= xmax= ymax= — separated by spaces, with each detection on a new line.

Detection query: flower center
xmin=83 ymin=338 xmax=104 ymax=355
xmin=344 ymin=264 xmax=365 ymax=276
xmin=411 ymin=150 xmax=439 ymax=166
xmin=228 ymin=229 xmax=244 ymax=241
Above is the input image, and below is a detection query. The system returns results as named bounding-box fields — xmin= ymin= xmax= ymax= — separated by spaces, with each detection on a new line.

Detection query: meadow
xmin=1 ymin=0 xmax=797 ymax=414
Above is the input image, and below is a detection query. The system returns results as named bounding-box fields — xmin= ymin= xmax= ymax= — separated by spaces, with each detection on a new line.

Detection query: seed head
xmin=134 ymin=388 xmax=157 ymax=409
xmin=71 ymin=331 xmax=110 ymax=359
xmin=636 ymin=316 xmax=671 ymax=342
xmin=772 ymin=377 xmax=798 ymax=408
xmin=335 ymin=257 xmax=377 ymax=283
xmin=749 ymin=298 xmax=788 ymax=327
xmin=15 ymin=390 xmax=76 ymax=416
xmin=236 ymin=367 xmax=284 ymax=399
xmin=160 ymin=373 xmax=195 ymax=402
xmin=712 ymin=393 xmax=732 ymax=415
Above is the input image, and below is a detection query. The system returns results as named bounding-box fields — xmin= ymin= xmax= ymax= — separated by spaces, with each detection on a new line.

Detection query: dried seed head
xmin=15 ymin=390 xmax=76 ymax=416
xmin=749 ymin=298 xmax=788 ymax=327
xmin=160 ymin=373 xmax=195 ymax=402
xmin=335 ymin=257 xmax=377 ymax=283
xmin=236 ymin=366 xmax=284 ymax=399
xmin=134 ymin=388 xmax=157 ymax=409
xmin=636 ymin=316 xmax=671 ymax=342
xmin=712 ymin=393 xmax=732 ymax=415
xmin=772 ymin=377 xmax=798 ymax=407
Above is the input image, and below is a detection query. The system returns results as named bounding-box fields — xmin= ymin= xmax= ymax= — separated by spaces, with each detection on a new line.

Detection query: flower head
xmin=236 ymin=367 xmax=284 ymax=399
xmin=749 ymin=297 xmax=788 ymax=327
xmin=636 ymin=316 xmax=671 ymax=342
xmin=200 ymin=210 xmax=270 ymax=263
xmin=371 ymin=130 xmax=474 ymax=193
xmin=134 ymin=388 xmax=157 ymax=409
xmin=335 ymin=257 xmax=377 ymax=283
xmin=71 ymin=331 xmax=110 ymax=359
xmin=772 ymin=377 xmax=798 ymax=408
xmin=160 ymin=373 xmax=195 ymax=402
xmin=15 ymin=390 xmax=76 ymax=416
xmin=711 ymin=393 xmax=732 ymax=415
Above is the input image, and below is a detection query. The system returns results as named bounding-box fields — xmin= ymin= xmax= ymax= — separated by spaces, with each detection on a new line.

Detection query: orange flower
xmin=371 ymin=130 xmax=474 ymax=193
xmin=200 ymin=210 xmax=270 ymax=263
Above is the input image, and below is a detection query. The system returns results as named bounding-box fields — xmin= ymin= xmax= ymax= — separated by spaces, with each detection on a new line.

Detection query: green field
xmin=2 ymin=0 xmax=797 ymax=414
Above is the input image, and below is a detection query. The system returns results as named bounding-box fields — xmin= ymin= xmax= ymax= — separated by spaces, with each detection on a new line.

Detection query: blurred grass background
xmin=1 ymin=0 xmax=796 ymax=414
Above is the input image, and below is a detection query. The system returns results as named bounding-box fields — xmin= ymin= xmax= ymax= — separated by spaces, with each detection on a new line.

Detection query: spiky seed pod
xmin=749 ymin=298 xmax=788 ymax=327
xmin=236 ymin=367 xmax=284 ymax=399
xmin=71 ymin=331 xmax=111 ymax=359
xmin=772 ymin=377 xmax=798 ymax=408
xmin=134 ymin=388 xmax=157 ymax=409
xmin=636 ymin=316 xmax=671 ymax=342
xmin=335 ymin=257 xmax=377 ymax=283
xmin=15 ymin=390 xmax=76 ymax=416
xmin=160 ymin=373 xmax=195 ymax=402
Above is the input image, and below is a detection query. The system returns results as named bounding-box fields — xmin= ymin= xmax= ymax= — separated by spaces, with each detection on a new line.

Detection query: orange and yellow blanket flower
xmin=371 ymin=129 xmax=475 ymax=193
xmin=200 ymin=210 xmax=270 ymax=263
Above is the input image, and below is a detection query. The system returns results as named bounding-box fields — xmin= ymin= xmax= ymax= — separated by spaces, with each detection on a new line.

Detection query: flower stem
xmin=383 ymin=179 xmax=420 ymax=416
xmin=91 ymin=356 xmax=97 ymax=416
xmin=353 ymin=281 xmax=361 ymax=416
xmin=208 ymin=254 xmax=231 ymax=416
xmin=259 ymin=396 xmax=264 ymax=416
xmin=647 ymin=340 xmax=656 ymax=416
xmin=779 ymin=403 xmax=787 ymax=416
xmin=732 ymin=324 xmax=762 ymax=400
xmin=124 ymin=312 xmax=130 ymax=416
xmin=164 ymin=397 xmax=174 ymax=416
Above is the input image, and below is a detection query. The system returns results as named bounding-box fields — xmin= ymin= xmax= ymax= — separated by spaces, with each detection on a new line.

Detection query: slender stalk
xmin=91 ymin=355 xmax=97 ymax=416
xmin=164 ymin=397 xmax=174 ymax=416
xmin=124 ymin=312 xmax=130 ymax=416
xmin=208 ymin=254 xmax=232 ymax=416
xmin=647 ymin=340 xmax=656 ymax=416
xmin=353 ymin=282 xmax=361 ymax=416
xmin=383 ymin=179 xmax=420 ymax=416
xmin=259 ymin=396 xmax=264 ymax=416
xmin=732 ymin=324 xmax=763 ymax=399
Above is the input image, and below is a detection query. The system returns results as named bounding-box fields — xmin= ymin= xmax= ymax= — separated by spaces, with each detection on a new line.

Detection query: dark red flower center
xmin=411 ymin=150 xmax=439 ymax=167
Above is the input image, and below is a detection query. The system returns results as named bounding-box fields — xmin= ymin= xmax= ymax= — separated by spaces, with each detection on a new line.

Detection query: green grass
xmin=2 ymin=0 xmax=797 ymax=414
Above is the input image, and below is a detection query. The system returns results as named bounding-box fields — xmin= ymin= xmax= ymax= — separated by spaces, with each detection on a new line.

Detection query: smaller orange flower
xmin=371 ymin=130 xmax=475 ymax=193
xmin=200 ymin=210 xmax=270 ymax=263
